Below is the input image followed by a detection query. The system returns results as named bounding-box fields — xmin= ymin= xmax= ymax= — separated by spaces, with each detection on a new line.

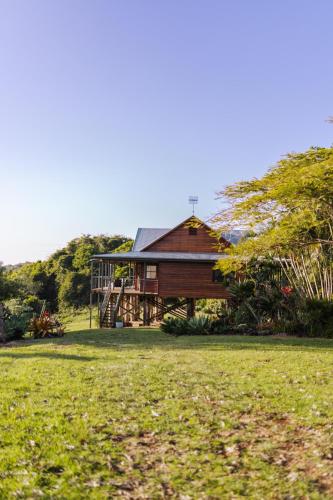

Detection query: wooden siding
xmin=134 ymin=263 xmax=158 ymax=294
xmin=143 ymin=222 xmax=222 ymax=253
xmin=158 ymin=262 xmax=230 ymax=299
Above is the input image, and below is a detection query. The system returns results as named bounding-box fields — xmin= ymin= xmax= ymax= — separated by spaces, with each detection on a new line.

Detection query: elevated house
xmin=90 ymin=216 xmax=231 ymax=327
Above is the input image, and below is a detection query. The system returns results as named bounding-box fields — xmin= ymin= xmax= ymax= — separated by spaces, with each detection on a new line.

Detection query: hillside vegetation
xmin=2 ymin=235 xmax=132 ymax=312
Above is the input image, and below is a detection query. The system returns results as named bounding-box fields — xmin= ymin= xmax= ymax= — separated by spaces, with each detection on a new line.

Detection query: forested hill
xmin=4 ymin=234 xmax=133 ymax=312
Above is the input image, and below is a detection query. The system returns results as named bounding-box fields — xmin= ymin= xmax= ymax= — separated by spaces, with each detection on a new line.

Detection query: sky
xmin=1 ymin=0 xmax=333 ymax=264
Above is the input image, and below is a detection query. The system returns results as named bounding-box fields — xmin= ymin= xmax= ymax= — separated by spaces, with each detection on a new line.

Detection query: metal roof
xmin=91 ymin=251 xmax=226 ymax=263
xmin=222 ymin=230 xmax=246 ymax=244
xmin=132 ymin=228 xmax=170 ymax=251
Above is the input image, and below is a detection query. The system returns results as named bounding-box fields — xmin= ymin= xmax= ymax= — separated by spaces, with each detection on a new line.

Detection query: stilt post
xmin=187 ymin=298 xmax=195 ymax=319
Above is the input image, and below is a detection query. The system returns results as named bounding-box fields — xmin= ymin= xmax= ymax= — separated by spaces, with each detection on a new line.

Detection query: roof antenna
xmin=188 ymin=195 xmax=198 ymax=215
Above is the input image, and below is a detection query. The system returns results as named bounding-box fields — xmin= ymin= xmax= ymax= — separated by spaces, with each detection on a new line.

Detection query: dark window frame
xmin=146 ymin=264 xmax=157 ymax=279
xmin=188 ymin=227 xmax=198 ymax=236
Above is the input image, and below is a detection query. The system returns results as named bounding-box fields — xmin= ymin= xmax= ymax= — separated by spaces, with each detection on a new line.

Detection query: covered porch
xmin=90 ymin=256 xmax=159 ymax=295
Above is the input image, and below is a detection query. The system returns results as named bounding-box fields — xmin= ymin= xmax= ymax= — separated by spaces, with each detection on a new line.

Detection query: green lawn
xmin=1 ymin=328 xmax=333 ymax=498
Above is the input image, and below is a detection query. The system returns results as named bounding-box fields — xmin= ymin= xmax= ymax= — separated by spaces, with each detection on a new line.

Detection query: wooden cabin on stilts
xmin=90 ymin=216 xmax=231 ymax=328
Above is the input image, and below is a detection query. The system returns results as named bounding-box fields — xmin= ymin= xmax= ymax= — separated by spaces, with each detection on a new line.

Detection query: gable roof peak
xmin=139 ymin=215 xmax=213 ymax=251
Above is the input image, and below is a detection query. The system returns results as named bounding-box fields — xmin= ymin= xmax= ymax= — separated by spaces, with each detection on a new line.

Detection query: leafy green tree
xmin=112 ymin=240 xmax=133 ymax=278
xmin=112 ymin=240 xmax=133 ymax=254
xmin=8 ymin=234 xmax=132 ymax=310
xmin=214 ymin=146 xmax=333 ymax=301
xmin=72 ymin=244 xmax=95 ymax=271
xmin=58 ymin=271 xmax=91 ymax=308
xmin=9 ymin=261 xmax=58 ymax=310
xmin=0 ymin=263 xmax=16 ymax=302
xmin=0 ymin=263 xmax=19 ymax=340
xmin=52 ymin=254 xmax=73 ymax=272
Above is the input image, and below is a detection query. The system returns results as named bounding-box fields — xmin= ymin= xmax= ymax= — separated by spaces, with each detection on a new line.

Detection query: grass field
xmin=1 ymin=326 xmax=333 ymax=499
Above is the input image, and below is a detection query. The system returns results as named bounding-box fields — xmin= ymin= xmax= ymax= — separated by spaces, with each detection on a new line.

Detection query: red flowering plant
xmin=281 ymin=286 xmax=293 ymax=296
xmin=29 ymin=312 xmax=65 ymax=339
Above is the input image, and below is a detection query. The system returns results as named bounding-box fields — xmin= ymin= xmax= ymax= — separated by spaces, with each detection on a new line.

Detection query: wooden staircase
xmin=99 ymin=279 xmax=126 ymax=328
xmin=100 ymin=301 xmax=116 ymax=328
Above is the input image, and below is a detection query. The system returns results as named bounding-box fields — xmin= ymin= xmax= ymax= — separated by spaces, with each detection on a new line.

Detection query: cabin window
xmin=212 ymin=269 xmax=223 ymax=283
xmin=146 ymin=265 xmax=157 ymax=279
xmin=188 ymin=227 xmax=197 ymax=235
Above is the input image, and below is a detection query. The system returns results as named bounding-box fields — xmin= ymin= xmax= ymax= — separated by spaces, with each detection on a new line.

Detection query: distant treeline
xmin=1 ymin=235 xmax=133 ymax=312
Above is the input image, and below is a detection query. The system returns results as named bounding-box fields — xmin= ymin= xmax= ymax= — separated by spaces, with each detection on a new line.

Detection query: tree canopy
xmin=0 ymin=263 xmax=16 ymax=302
xmin=214 ymin=146 xmax=333 ymax=300
xmin=7 ymin=234 xmax=132 ymax=311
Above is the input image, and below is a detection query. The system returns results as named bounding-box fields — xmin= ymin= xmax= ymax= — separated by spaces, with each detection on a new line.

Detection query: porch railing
xmin=91 ymin=275 xmax=112 ymax=290
xmin=91 ymin=276 xmax=135 ymax=291
xmin=91 ymin=275 xmax=158 ymax=294
xmin=139 ymin=279 xmax=159 ymax=294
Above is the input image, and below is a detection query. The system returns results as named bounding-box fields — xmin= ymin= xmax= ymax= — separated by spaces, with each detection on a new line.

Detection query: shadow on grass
xmin=0 ymin=351 xmax=95 ymax=361
xmin=21 ymin=328 xmax=333 ymax=353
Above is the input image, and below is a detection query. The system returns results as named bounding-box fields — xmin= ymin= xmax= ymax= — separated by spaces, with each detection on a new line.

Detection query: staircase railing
xmin=110 ymin=279 xmax=126 ymax=325
xmin=100 ymin=278 xmax=128 ymax=327
xmin=99 ymin=281 xmax=113 ymax=326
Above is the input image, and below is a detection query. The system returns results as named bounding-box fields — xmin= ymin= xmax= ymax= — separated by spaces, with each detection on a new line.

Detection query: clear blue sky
xmin=1 ymin=0 xmax=333 ymax=264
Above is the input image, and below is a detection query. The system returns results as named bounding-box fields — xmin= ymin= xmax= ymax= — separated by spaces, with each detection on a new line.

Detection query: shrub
xmin=3 ymin=300 xmax=33 ymax=342
xmin=29 ymin=314 xmax=65 ymax=339
xmin=198 ymin=299 xmax=227 ymax=317
xmin=187 ymin=316 xmax=212 ymax=335
xmin=272 ymin=299 xmax=333 ymax=338
xmin=195 ymin=299 xmax=207 ymax=312
xmin=4 ymin=315 xmax=27 ymax=341
xmin=161 ymin=316 xmax=212 ymax=336
xmin=162 ymin=299 xmax=333 ymax=338
xmin=161 ymin=317 xmax=188 ymax=336
xmin=299 ymin=300 xmax=333 ymax=338
xmin=23 ymin=294 xmax=43 ymax=313
xmin=5 ymin=298 xmax=33 ymax=317
xmin=210 ymin=315 xmax=233 ymax=334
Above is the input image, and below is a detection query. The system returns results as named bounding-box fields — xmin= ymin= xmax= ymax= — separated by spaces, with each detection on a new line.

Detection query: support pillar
xmin=143 ymin=297 xmax=150 ymax=326
xmin=157 ymin=297 xmax=165 ymax=321
xmin=97 ymin=293 xmax=101 ymax=327
xmin=89 ymin=293 xmax=93 ymax=329
xmin=187 ymin=298 xmax=195 ymax=319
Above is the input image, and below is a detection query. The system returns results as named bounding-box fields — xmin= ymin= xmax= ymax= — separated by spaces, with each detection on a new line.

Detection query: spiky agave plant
xmin=187 ymin=316 xmax=212 ymax=335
